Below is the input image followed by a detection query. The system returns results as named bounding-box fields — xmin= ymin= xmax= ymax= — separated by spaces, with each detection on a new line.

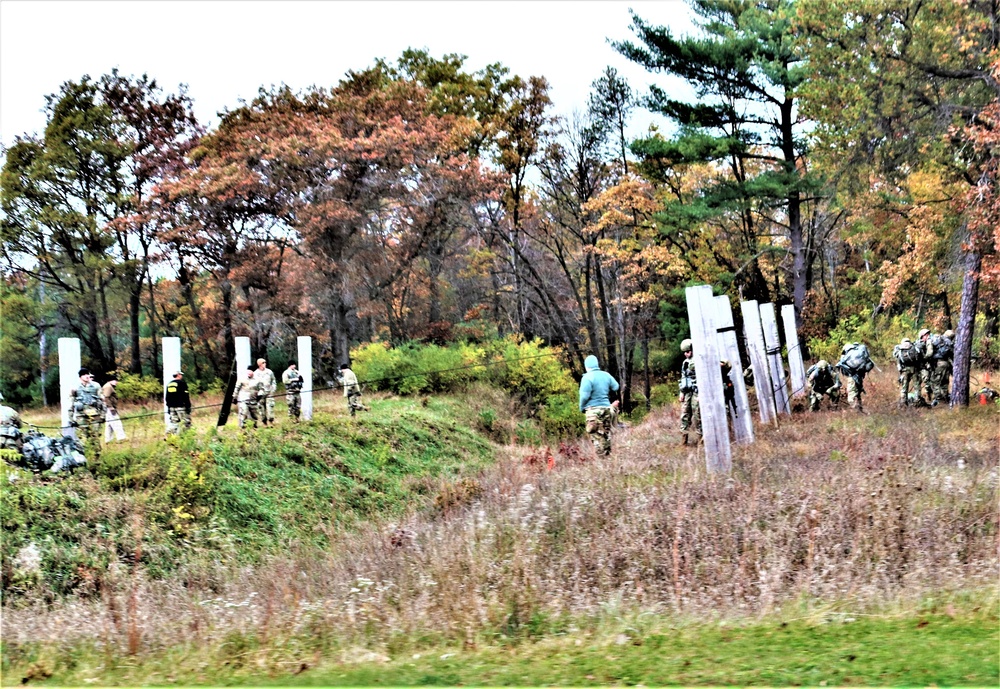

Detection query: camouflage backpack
xmin=894 ymin=341 xmax=921 ymax=366
xmin=839 ymin=343 xmax=874 ymax=374
xmin=930 ymin=334 xmax=953 ymax=360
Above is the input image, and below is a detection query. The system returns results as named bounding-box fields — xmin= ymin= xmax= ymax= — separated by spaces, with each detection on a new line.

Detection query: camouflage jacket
xmin=255 ymin=367 xmax=277 ymax=394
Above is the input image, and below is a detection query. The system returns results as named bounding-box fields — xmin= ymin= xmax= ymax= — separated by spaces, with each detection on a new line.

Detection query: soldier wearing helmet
xmin=806 ymin=359 xmax=840 ymax=412
xmin=917 ymin=329 xmax=934 ymax=404
xmin=930 ymin=329 xmax=955 ymax=405
xmin=677 ymin=338 xmax=733 ymax=445
xmin=892 ymin=337 xmax=922 ymax=406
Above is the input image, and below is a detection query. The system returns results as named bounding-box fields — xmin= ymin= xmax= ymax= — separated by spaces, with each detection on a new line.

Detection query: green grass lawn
xmin=5 ymin=607 xmax=996 ymax=686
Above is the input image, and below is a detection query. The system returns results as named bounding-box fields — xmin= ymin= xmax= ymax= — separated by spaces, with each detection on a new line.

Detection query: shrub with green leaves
xmin=114 ymin=372 xmax=163 ymax=403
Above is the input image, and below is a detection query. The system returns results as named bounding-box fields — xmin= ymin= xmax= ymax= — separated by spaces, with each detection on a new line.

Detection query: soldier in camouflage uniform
xmin=836 ymin=342 xmax=873 ymax=412
xmin=678 ymin=339 xmax=699 ymax=445
xmin=282 ymin=363 xmax=303 ymax=421
xmin=233 ymin=366 xmax=261 ymax=429
xmin=70 ymin=368 xmax=106 ymax=460
xmin=578 ymin=354 xmax=620 ymax=456
xmin=892 ymin=337 xmax=921 ymax=406
xmin=930 ymin=329 xmax=954 ymax=406
xmin=255 ymin=358 xmax=277 ymax=425
xmin=917 ymin=329 xmax=934 ymax=404
xmin=806 ymin=359 xmax=840 ymax=412
xmin=0 ymin=392 xmax=24 ymax=454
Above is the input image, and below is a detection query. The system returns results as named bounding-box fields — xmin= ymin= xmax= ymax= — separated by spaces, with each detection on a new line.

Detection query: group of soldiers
xmin=892 ymin=328 xmax=955 ymax=407
xmin=233 ymin=358 xmax=303 ymax=429
xmin=232 ymin=359 xmax=368 ymax=430
xmin=676 ymin=325 xmax=960 ymax=445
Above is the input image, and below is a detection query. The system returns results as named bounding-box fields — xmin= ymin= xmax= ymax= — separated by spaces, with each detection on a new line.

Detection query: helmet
xmin=918 ymin=328 xmax=931 ymax=339
xmin=901 ymin=337 xmax=911 ymax=344
xmin=943 ymin=329 xmax=954 ymax=339
xmin=680 ymin=339 xmax=693 ymax=353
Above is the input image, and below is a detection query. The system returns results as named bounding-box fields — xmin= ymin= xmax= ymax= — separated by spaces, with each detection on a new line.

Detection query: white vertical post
xmin=760 ymin=303 xmax=791 ymax=415
xmin=781 ymin=304 xmax=807 ymax=399
xmin=162 ymin=337 xmax=181 ymax=428
xmin=685 ymin=285 xmax=731 ymax=473
xmin=713 ymin=296 xmax=754 ymax=444
xmin=740 ymin=300 xmax=777 ymax=425
xmin=297 ymin=336 xmax=313 ymax=421
xmin=58 ymin=337 xmax=81 ymax=437
xmin=235 ymin=337 xmax=251 ymax=382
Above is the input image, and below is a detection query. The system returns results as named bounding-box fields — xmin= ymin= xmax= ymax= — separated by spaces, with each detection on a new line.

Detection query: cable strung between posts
xmin=29 ymin=335 xmax=679 ymax=430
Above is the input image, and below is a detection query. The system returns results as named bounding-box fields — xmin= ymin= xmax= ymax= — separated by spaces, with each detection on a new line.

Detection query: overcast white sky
xmin=1 ymin=0 xmax=697 ymax=148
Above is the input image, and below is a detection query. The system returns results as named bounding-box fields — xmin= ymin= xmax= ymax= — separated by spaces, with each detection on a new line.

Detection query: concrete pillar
xmin=297 ymin=336 xmax=313 ymax=421
xmin=713 ymin=296 xmax=754 ymax=444
xmin=760 ymin=303 xmax=791 ymax=415
xmin=781 ymin=305 xmax=807 ymax=399
xmin=685 ymin=285 xmax=731 ymax=473
xmin=235 ymin=337 xmax=251 ymax=381
xmin=740 ymin=300 xmax=777 ymax=425
xmin=162 ymin=337 xmax=181 ymax=428
xmin=58 ymin=337 xmax=81 ymax=437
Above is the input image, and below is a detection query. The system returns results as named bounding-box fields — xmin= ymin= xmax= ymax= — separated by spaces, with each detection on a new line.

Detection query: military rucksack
xmin=840 ymin=343 xmax=874 ymax=374
xmin=894 ymin=342 xmax=921 ymax=366
xmin=930 ymin=334 xmax=953 ymax=360
xmin=20 ymin=430 xmax=87 ymax=473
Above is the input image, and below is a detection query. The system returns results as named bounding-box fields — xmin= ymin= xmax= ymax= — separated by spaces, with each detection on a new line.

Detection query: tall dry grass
xmin=3 ymin=370 xmax=997 ymax=659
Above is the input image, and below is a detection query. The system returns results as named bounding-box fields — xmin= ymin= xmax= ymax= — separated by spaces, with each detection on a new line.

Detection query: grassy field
xmin=2 ymin=370 xmax=998 ymax=685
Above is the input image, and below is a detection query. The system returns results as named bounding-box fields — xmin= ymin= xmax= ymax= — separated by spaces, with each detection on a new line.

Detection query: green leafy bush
xmin=114 ymin=372 xmax=163 ymax=402
xmin=539 ymin=393 xmax=585 ymax=438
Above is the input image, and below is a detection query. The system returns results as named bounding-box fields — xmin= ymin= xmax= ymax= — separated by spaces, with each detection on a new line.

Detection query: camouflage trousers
xmin=286 ymin=392 xmax=301 ymax=420
xmin=897 ymin=365 xmax=917 ymax=404
xmin=585 ymin=406 xmax=614 ymax=456
xmin=237 ymin=400 xmax=258 ymax=428
xmin=73 ymin=408 xmax=103 ymax=459
xmin=846 ymin=377 xmax=865 ymax=411
xmin=260 ymin=396 xmax=275 ymax=424
xmin=167 ymin=407 xmax=191 ymax=434
xmin=809 ymin=383 xmax=840 ymax=412
xmin=919 ymin=366 xmax=933 ymax=402
xmin=930 ymin=361 xmax=951 ymax=404
xmin=347 ymin=389 xmax=367 ymax=416
xmin=680 ymin=391 xmax=701 ymax=434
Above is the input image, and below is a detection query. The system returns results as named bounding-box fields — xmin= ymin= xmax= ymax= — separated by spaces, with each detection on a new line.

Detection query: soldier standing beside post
xmin=917 ymin=329 xmax=934 ymax=404
xmin=678 ymin=339 xmax=699 ymax=445
xmin=255 ymin=358 xmax=277 ymax=426
xmin=70 ymin=368 xmax=106 ymax=460
xmin=282 ymin=363 xmax=303 ymax=422
xmin=165 ymin=371 xmax=192 ymax=434
xmin=233 ymin=366 xmax=260 ymax=429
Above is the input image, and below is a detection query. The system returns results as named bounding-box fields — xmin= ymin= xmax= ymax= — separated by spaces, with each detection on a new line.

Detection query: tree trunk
xmin=642 ymin=334 xmax=651 ymax=411
xmin=593 ymin=255 xmax=619 ymax=377
xmin=128 ymin=285 xmax=143 ymax=374
xmin=951 ymin=248 xmax=980 ymax=407
xmin=146 ymin=271 xmax=161 ymax=378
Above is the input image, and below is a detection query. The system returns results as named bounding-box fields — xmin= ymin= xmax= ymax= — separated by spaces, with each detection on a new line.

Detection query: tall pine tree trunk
xmin=951 ymin=246 xmax=980 ymax=407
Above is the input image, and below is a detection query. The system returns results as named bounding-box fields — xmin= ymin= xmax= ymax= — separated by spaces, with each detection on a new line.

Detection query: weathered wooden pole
xmin=759 ymin=303 xmax=791 ymax=415
xmin=713 ymin=296 xmax=754 ymax=444
xmin=740 ymin=300 xmax=777 ymax=425
xmin=781 ymin=304 xmax=807 ymax=399
xmin=162 ymin=337 xmax=181 ymax=429
xmin=685 ymin=285 xmax=731 ymax=473
xmin=297 ymin=336 xmax=313 ymax=421
xmin=58 ymin=337 xmax=81 ymax=437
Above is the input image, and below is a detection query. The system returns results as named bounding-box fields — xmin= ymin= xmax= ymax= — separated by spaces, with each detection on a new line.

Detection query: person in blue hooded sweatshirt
xmin=579 ymin=354 xmax=620 ymax=456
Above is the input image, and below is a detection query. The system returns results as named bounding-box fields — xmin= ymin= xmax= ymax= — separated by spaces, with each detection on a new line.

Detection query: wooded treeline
xmin=2 ymin=0 xmax=998 ymax=408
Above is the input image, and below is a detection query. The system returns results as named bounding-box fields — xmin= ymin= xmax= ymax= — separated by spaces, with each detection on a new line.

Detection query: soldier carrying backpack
xmin=893 ymin=337 xmax=922 ymax=407
xmin=836 ymin=342 xmax=874 ymax=412
xmin=928 ymin=329 xmax=955 ymax=406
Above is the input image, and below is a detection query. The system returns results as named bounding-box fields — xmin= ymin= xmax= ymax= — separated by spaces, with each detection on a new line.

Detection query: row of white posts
xmin=57 ymin=336 xmax=315 ymax=435
xmin=686 ymin=285 xmax=807 ymax=473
